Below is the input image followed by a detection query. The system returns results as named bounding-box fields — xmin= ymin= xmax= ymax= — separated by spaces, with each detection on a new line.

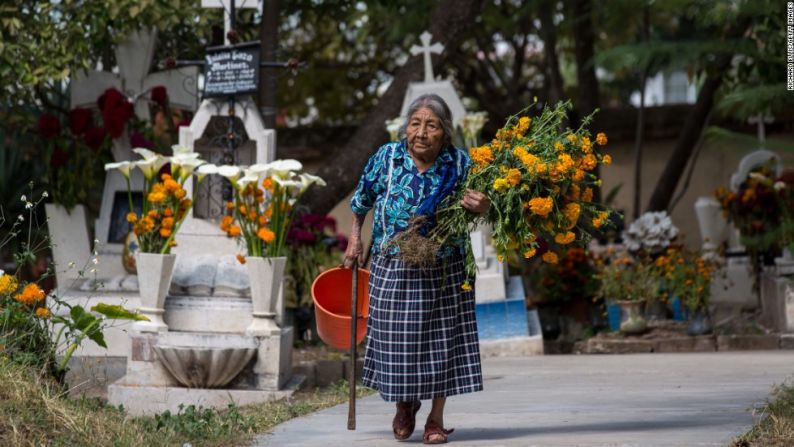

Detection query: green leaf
xmin=70 ymin=305 xmax=97 ymax=331
xmin=87 ymin=328 xmax=107 ymax=348
xmin=91 ymin=303 xmax=150 ymax=321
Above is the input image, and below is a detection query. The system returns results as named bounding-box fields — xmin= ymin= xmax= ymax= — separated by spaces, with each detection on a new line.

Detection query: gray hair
xmin=399 ymin=94 xmax=454 ymax=146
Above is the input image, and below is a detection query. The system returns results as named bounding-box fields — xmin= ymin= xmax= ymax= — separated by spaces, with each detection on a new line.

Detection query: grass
xmin=733 ymin=381 xmax=794 ymax=447
xmin=0 ymin=358 xmax=373 ymax=447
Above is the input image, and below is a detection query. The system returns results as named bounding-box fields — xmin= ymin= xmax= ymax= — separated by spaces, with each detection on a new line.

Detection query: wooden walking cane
xmin=348 ymin=258 xmax=359 ymax=430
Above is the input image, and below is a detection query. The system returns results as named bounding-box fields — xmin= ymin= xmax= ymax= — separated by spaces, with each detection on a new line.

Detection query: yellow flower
xmin=563 ymin=203 xmax=581 ymax=228
xmin=554 ymin=231 xmax=576 ymax=245
xmin=174 ymin=188 xmax=187 ymax=199
xmin=528 ymin=197 xmax=554 ymax=217
xmin=569 ymin=184 xmax=581 ymax=200
xmin=461 ymin=281 xmax=473 ymax=291
xmin=572 ymin=169 xmax=585 ymax=182
xmin=556 ymin=153 xmax=575 ymax=172
xmin=493 ymin=178 xmax=510 ymax=192
xmin=35 ymin=307 xmax=51 ymax=319
xmin=554 ymin=141 xmax=564 ymax=151
xmin=582 ymin=187 xmax=594 ymax=202
xmin=602 ymin=154 xmax=612 ymax=165
xmin=580 ymin=136 xmax=593 ymax=153
xmin=514 ymin=116 xmax=531 ymax=136
xmin=236 ymin=254 xmax=247 ymax=264
xmin=580 ymin=154 xmax=597 ymax=171
xmin=497 ymin=255 xmax=505 ymax=263
xmin=147 ymin=191 xmax=166 ymax=203
xmin=126 ymin=212 xmax=138 ymax=223
xmin=523 ymin=248 xmax=537 ymax=258
xmin=506 ymin=168 xmax=522 ymax=186
xmin=470 ymin=146 xmax=494 ymax=166
xmin=0 ymin=274 xmax=19 ymax=295
xmin=596 ymin=132 xmax=608 ymax=145
xmin=542 ymin=252 xmax=559 ymax=264
xmin=566 ymin=134 xmax=578 ymax=144
xmin=15 ymin=283 xmax=45 ymax=305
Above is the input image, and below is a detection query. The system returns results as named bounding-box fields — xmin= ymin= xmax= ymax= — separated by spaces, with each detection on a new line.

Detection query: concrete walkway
xmin=253 ymin=352 xmax=793 ymax=447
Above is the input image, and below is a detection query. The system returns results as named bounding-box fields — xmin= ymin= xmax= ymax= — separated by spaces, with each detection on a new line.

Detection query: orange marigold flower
xmin=602 ymin=154 xmax=612 ymax=165
xmin=566 ymin=134 xmax=578 ymax=144
xmin=161 ymin=173 xmax=172 ymax=181
xmin=542 ymin=252 xmax=559 ymax=264
xmin=506 ymin=168 xmax=522 ymax=186
xmin=493 ymin=178 xmax=510 ymax=192
xmin=515 ymin=116 xmax=531 ymax=136
xmin=159 ymin=228 xmax=171 ymax=238
xmin=469 ymin=146 xmax=494 ymax=166
xmin=147 ymin=210 xmax=159 ymax=219
xmin=228 ymin=225 xmax=242 ymax=237
xmin=164 ymin=179 xmax=180 ymax=192
xmin=582 ymin=187 xmax=594 ymax=202
xmin=528 ymin=197 xmax=554 ymax=217
xmin=174 ymin=188 xmax=186 ymax=199
xmin=236 ymin=254 xmax=247 ymax=265
xmin=523 ymin=248 xmax=537 ymax=258
xmin=554 ymin=231 xmax=576 ymax=245
xmin=226 ymin=201 xmax=235 ymax=210
xmin=461 ymin=281 xmax=473 ymax=291
xmin=556 ymin=153 xmax=575 ymax=172
xmin=580 ymin=154 xmax=597 ymax=171
xmin=239 ymin=205 xmax=247 ymax=214
xmin=257 ymin=227 xmax=276 ymax=243
xmin=580 ymin=136 xmax=593 ymax=153
xmin=148 ymin=191 xmax=166 ymax=203
xmin=126 ymin=212 xmax=137 ymax=223
xmin=248 ymin=210 xmax=257 ymax=221
xmin=263 ymin=177 xmax=274 ymax=190
xmin=163 ymin=207 xmax=173 ymax=217
xmin=15 ymin=283 xmax=45 ymax=305
xmin=162 ymin=217 xmax=174 ymax=229
xmin=554 ymin=141 xmax=564 ymax=151
xmin=569 ymin=184 xmax=581 ymax=200
xmin=596 ymin=132 xmax=608 ymax=146
xmin=563 ymin=203 xmax=581 ymax=228
xmin=258 ymin=215 xmax=267 ymax=226
xmin=220 ymin=215 xmax=234 ymax=230
xmin=35 ymin=307 xmax=51 ymax=319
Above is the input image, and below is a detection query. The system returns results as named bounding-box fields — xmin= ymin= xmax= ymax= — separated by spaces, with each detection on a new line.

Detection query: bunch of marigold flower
xmin=653 ymin=247 xmax=716 ymax=313
xmin=1 ymin=272 xmax=51 ymax=319
xmin=216 ymin=159 xmax=326 ymax=259
xmin=395 ymin=100 xmax=614 ymax=287
xmin=127 ymin=172 xmax=193 ymax=253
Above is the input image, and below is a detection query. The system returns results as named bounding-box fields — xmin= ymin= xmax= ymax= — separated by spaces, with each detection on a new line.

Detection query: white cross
xmin=70 ymin=28 xmax=199 ymax=161
xmin=410 ymin=31 xmax=444 ymax=83
xmin=748 ymin=113 xmax=774 ymax=146
xmin=201 ymin=0 xmax=260 ymax=45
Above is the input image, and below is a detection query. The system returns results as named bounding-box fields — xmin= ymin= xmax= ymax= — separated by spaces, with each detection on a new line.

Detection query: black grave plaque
xmin=203 ymin=41 xmax=261 ymax=98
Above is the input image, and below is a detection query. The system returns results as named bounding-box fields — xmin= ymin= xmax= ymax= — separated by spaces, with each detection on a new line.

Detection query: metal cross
xmin=410 ymin=31 xmax=444 ymax=83
xmin=748 ymin=113 xmax=774 ymax=146
xmin=201 ymin=0 xmax=259 ymax=45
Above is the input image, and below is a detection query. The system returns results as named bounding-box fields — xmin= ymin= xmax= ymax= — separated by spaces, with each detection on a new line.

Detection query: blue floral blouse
xmin=351 ymin=140 xmax=471 ymax=258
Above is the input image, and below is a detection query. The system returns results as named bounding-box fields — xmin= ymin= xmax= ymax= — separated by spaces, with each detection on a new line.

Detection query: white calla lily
xmin=248 ymin=163 xmax=271 ymax=179
xmin=171 ymin=144 xmax=192 ymax=155
xmin=217 ymin=165 xmax=242 ymax=184
xmin=135 ymin=158 xmax=160 ymax=180
xmin=298 ymin=172 xmax=327 ymax=191
xmin=133 ymin=147 xmax=159 ymax=161
xmin=104 ymin=161 xmax=133 ymax=178
xmin=237 ymin=173 xmax=260 ymax=189
xmin=175 ymin=159 xmax=206 ymax=180
xmin=266 ymin=159 xmax=303 ymax=179
xmin=196 ymin=163 xmax=219 ymax=182
xmin=273 ymin=175 xmax=302 ymax=191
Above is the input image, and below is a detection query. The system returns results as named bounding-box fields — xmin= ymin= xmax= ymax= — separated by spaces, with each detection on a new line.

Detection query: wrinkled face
xmin=406 ymin=107 xmax=445 ymax=161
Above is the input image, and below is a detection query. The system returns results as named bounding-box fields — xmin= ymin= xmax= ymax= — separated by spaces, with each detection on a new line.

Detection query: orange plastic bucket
xmin=312 ymin=267 xmax=370 ymax=350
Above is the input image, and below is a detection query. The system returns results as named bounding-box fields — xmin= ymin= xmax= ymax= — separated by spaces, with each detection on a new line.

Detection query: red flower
xmin=130 ymin=132 xmax=154 ymax=149
xmin=98 ymin=88 xmax=134 ymax=138
xmin=150 ymin=86 xmax=168 ymax=107
xmin=84 ymin=127 xmax=107 ymax=151
xmin=50 ymin=147 xmax=69 ymax=167
xmin=38 ymin=113 xmax=61 ymax=139
xmin=177 ymin=117 xmax=192 ymax=127
xmin=68 ymin=108 xmax=93 ymax=135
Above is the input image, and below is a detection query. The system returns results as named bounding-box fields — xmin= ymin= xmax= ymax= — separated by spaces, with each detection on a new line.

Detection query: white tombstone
xmin=399 ymin=31 xmax=467 ymax=128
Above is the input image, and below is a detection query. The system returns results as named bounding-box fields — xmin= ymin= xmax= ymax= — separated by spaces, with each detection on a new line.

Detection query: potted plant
xmin=654 ymin=247 xmax=717 ymax=336
xmin=596 ymin=254 xmax=659 ymax=335
xmin=105 ymin=146 xmax=213 ymax=332
xmin=215 ymin=160 xmax=325 ymax=336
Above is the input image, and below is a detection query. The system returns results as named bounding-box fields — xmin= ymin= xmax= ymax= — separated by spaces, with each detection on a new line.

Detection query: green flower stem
xmin=57 ymin=318 xmax=100 ymax=372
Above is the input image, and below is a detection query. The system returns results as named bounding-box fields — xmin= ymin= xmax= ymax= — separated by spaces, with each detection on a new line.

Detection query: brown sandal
xmin=423 ymin=421 xmax=454 ymax=444
xmin=393 ymin=401 xmax=421 ymax=441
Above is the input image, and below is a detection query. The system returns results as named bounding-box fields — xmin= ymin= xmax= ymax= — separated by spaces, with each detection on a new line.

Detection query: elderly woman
xmin=344 ymin=94 xmax=489 ymax=444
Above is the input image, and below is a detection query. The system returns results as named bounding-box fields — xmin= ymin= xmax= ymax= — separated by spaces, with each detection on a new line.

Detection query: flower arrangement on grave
xmin=622 ymin=211 xmax=679 ymax=255
xmin=37 ymin=108 xmax=112 ymax=210
xmin=531 ymin=247 xmax=599 ymax=303
xmin=773 ymin=170 xmax=794 ymax=255
xmin=284 ymin=214 xmax=347 ymax=308
xmin=391 ymin=101 xmax=614 ymax=288
xmin=715 ymin=165 xmax=783 ymax=281
xmin=217 ymin=159 xmax=327 ymax=259
xmin=105 ymin=146 xmax=214 ymax=254
xmin=653 ymin=247 xmax=716 ymax=313
xmin=595 ymin=253 xmax=658 ymax=303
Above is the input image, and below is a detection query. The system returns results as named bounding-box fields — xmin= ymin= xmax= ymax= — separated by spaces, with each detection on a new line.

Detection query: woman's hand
xmin=343 ymin=236 xmax=364 ymax=268
xmin=461 ymin=189 xmax=491 ymax=214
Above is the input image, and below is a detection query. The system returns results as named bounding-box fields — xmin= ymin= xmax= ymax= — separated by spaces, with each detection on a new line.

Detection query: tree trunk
xmin=569 ymin=0 xmax=601 ymax=202
xmin=645 ymin=63 xmax=727 ymax=212
xmin=539 ymin=0 xmax=564 ymax=104
xmin=302 ymin=0 xmax=483 ymax=215
xmin=259 ymin=0 xmax=279 ymax=129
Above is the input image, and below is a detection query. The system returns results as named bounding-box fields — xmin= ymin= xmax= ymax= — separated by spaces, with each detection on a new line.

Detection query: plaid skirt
xmin=362 ymin=255 xmax=483 ymax=402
